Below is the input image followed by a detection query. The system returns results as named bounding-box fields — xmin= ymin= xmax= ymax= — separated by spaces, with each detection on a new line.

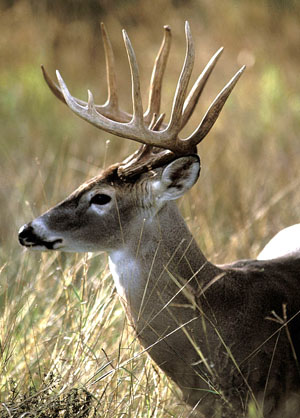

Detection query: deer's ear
xmin=152 ymin=155 xmax=200 ymax=202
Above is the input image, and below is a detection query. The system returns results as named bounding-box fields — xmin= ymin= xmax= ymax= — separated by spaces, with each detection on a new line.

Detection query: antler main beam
xmin=42 ymin=21 xmax=245 ymax=173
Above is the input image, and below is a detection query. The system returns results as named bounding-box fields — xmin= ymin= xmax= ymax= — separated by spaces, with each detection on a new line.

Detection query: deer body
xmin=108 ymin=197 xmax=300 ymax=415
xmin=18 ymin=22 xmax=300 ymax=417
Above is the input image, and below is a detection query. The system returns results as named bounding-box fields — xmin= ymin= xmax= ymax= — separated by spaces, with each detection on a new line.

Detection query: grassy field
xmin=0 ymin=0 xmax=300 ymax=416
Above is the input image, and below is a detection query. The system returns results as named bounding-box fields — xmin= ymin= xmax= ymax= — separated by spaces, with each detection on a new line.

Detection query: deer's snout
xmin=18 ymin=222 xmax=63 ymax=250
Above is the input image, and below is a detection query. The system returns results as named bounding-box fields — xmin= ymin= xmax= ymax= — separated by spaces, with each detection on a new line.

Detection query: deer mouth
xmin=24 ymin=238 xmax=63 ymax=250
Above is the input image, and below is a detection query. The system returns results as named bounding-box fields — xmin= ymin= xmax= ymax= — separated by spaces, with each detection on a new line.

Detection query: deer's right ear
xmin=152 ymin=155 xmax=200 ymax=203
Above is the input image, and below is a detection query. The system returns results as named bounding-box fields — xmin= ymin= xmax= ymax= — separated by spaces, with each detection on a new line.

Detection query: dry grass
xmin=0 ymin=0 xmax=300 ymax=416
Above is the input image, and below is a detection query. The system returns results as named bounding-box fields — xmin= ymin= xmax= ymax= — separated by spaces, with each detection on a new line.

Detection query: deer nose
xmin=18 ymin=223 xmax=37 ymax=246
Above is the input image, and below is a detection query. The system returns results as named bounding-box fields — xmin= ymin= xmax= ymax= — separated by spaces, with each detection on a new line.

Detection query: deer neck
xmin=108 ymin=201 xmax=220 ymax=332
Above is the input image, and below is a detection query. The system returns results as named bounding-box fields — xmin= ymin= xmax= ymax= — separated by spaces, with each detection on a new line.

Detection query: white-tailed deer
xmin=18 ymin=22 xmax=300 ymax=417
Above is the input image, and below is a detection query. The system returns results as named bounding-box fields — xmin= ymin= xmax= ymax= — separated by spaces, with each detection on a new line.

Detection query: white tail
xmin=19 ymin=22 xmax=300 ymax=417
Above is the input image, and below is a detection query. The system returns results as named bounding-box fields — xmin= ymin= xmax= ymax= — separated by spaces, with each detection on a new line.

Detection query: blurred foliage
xmin=0 ymin=0 xmax=300 ymax=416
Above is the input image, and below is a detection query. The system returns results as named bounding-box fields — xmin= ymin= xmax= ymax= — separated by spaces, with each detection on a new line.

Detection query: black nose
xmin=18 ymin=224 xmax=36 ymax=246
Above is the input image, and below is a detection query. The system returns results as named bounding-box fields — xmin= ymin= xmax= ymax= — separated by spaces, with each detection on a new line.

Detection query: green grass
xmin=1 ymin=0 xmax=300 ymax=416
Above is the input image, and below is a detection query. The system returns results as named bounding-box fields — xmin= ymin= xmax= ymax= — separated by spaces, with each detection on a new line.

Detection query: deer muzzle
xmin=18 ymin=223 xmax=63 ymax=250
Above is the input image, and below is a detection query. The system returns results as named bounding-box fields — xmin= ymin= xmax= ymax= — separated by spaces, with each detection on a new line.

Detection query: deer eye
xmin=90 ymin=194 xmax=111 ymax=205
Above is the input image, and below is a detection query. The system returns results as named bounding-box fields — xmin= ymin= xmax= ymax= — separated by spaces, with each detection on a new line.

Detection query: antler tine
xmin=144 ymin=26 xmax=172 ymax=125
xmin=185 ymin=65 xmax=246 ymax=147
xmin=181 ymin=46 xmax=224 ymax=130
xmin=100 ymin=22 xmax=119 ymax=113
xmin=41 ymin=65 xmax=68 ymax=105
xmin=167 ymin=21 xmax=195 ymax=139
xmin=122 ymin=30 xmax=145 ymax=128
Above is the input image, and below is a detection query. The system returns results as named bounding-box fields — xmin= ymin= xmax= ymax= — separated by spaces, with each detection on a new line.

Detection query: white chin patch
xmin=28 ymin=244 xmax=54 ymax=251
xmin=28 ymin=239 xmax=64 ymax=251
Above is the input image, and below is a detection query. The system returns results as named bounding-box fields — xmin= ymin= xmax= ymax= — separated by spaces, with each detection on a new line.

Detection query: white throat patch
xmin=108 ymin=250 xmax=140 ymax=299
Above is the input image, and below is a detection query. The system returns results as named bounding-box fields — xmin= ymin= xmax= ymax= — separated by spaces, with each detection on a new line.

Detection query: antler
xmin=42 ymin=21 xmax=245 ymax=177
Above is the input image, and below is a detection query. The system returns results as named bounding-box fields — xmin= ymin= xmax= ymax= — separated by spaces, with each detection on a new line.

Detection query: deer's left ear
xmin=152 ymin=155 xmax=200 ymax=202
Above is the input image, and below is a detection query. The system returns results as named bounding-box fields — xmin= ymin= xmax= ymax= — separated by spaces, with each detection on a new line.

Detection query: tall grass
xmin=0 ymin=0 xmax=299 ymax=416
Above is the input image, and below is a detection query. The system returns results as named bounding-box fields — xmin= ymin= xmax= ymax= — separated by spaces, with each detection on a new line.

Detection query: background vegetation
xmin=0 ymin=0 xmax=299 ymax=416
